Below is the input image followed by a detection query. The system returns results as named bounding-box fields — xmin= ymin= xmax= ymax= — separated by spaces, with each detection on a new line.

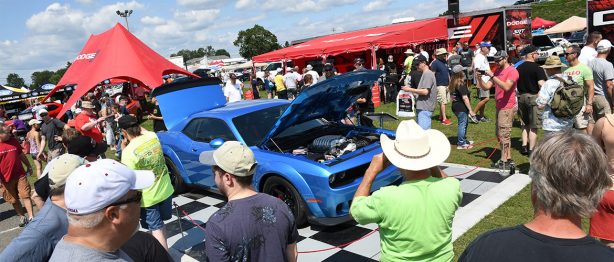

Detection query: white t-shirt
xmin=579 ymin=46 xmax=597 ymax=65
xmin=283 ymin=73 xmax=298 ymax=89
xmin=489 ymin=46 xmax=497 ymax=57
xmin=308 ymin=70 xmax=320 ymax=85
xmin=473 ymin=52 xmax=491 ymax=83
xmin=223 ymin=81 xmax=242 ymax=103
xmin=293 ymin=72 xmax=302 ymax=82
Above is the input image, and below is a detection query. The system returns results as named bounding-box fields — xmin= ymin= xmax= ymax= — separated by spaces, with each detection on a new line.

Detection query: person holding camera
xmin=476 ymin=51 xmax=519 ymax=170
xmin=473 ymin=42 xmax=493 ymax=122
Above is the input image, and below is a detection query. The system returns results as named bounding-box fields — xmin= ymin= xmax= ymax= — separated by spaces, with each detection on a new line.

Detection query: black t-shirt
xmin=152 ymin=105 xmax=167 ymax=132
xmin=121 ymin=231 xmax=173 ymax=262
xmin=40 ymin=118 xmax=66 ymax=150
xmin=460 ymin=49 xmax=474 ymax=67
xmin=516 ymin=61 xmax=548 ymax=94
xmin=409 ymin=70 xmax=423 ymax=89
xmin=459 ymin=225 xmax=614 ymax=262
xmin=357 ymin=88 xmax=374 ymax=113
xmin=452 ymin=84 xmax=470 ymax=113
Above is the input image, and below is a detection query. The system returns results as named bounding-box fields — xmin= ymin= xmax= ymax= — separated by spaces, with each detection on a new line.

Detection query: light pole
xmin=116 ymin=9 xmax=133 ymax=31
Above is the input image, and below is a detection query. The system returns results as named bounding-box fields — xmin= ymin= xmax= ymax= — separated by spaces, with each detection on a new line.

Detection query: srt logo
xmin=513 ymin=29 xmax=526 ymax=34
xmin=593 ymin=9 xmax=614 ymax=26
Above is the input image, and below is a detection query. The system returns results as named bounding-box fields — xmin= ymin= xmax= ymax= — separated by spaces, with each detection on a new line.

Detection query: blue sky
xmin=0 ymin=0 xmax=515 ymax=84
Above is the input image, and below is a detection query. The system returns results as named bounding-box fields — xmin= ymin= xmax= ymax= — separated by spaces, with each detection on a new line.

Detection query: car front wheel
xmin=165 ymin=157 xmax=187 ymax=194
xmin=263 ymin=176 xmax=307 ymax=226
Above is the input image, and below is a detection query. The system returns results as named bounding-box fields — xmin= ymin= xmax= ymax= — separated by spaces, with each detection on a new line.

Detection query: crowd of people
xmin=1 ymin=32 xmax=614 ymax=261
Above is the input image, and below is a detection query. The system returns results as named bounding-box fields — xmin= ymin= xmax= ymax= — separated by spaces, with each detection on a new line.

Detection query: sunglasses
xmin=564 ymin=52 xmax=576 ymax=56
xmin=109 ymin=191 xmax=142 ymax=207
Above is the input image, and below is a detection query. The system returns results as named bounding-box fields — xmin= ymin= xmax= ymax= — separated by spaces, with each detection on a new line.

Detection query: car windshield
xmin=233 ymin=105 xmax=289 ymax=146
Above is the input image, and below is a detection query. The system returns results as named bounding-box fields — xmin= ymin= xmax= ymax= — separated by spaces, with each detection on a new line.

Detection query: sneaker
xmin=19 ymin=216 xmax=28 ymax=227
xmin=468 ymin=140 xmax=474 ymax=145
xmin=520 ymin=146 xmax=529 ymax=156
xmin=469 ymin=114 xmax=479 ymax=123
xmin=441 ymin=119 xmax=452 ymax=125
xmin=457 ymin=144 xmax=474 ymax=150
xmin=506 ymin=160 xmax=516 ymax=167
xmin=479 ymin=116 xmax=491 ymax=122
xmin=492 ymin=159 xmax=505 ymax=169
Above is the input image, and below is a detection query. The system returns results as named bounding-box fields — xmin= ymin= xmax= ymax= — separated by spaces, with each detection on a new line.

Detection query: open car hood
xmin=151 ymin=77 xmax=225 ymax=130
xmin=260 ymin=70 xmax=382 ymax=147
xmin=533 ymin=35 xmax=555 ymax=48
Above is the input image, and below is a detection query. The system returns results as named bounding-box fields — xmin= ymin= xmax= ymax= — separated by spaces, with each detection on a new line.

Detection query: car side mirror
xmin=210 ymin=138 xmax=225 ymax=149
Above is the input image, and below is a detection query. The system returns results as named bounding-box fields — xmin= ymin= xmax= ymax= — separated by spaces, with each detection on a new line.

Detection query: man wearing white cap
xmin=305 ymin=64 xmax=319 ymax=85
xmin=199 ymin=141 xmax=299 ymax=262
xmin=49 ymin=159 xmax=155 ymax=261
xmin=588 ymin=39 xmax=614 ymax=122
xmin=350 ymin=120 xmax=461 ymax=261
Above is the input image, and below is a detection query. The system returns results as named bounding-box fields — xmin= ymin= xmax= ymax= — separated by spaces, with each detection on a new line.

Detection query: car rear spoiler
xmin=151 ymin=77 xmax=226 ymax=130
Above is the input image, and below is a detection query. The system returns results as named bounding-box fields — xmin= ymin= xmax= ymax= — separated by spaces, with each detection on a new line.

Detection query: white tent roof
xmin=544 ymin=16 xmax=586 ymax=34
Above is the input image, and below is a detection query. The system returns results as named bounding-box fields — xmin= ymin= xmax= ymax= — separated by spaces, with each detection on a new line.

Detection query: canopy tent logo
xmin=74 ymin=51 xmax=99 ymax=62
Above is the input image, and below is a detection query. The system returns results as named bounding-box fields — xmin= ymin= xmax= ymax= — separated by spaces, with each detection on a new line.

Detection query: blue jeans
xmin=140 ymin=196 xmax=173 ymax=230
xmin=455 ymin=111 xmax=469 ymax=145
xmin=416 ymin=110 xmax=433 ymax=130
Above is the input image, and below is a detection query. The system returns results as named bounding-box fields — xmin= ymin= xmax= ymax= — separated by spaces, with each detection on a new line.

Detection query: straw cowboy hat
xmin=380 ymin=120 xmax=450 ymax=171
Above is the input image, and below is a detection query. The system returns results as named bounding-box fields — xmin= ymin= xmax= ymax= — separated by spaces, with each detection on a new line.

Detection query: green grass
xmin=531 ymin=0 xmax=586 ymax=23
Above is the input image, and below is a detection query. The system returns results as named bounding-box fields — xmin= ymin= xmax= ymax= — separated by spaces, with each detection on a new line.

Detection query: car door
xmin=179 ymin=117 xmax=237 ymax=189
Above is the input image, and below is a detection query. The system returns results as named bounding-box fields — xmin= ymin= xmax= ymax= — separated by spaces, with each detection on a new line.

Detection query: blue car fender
xmin=161 ymin=145 xmax=194 ymax=185
xmin=254 ymin=161 xmax=327 ymax=218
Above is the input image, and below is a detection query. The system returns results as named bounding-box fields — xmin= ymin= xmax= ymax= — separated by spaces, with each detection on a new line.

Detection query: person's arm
xmin=80 ymin=117 xmax=104 ymax=131
xmin=538 ymin=80 xmax=546 ymax=87
xmin=401 ymin=85 xmax=429 ymax=95
xmin=486 ymin=70 xmax=514 ymax=91
xmin=286 ymin=243 xmax=297 ymax=262
xmin=477 ymin=73 xmax=494 ymax=90
xmin=585 ymin=79 xmax=595 ymax=114
xmin=462 ymin=95 xmax=475 ymax=116
xmin=607 ymin=80 xmax=614 ymax=103
xmin=353 ymin=153 xmax=389 ymax=199
xmin=592 ymin=117 xmax=606 ymax=150
xmin=429 ymin=166 xmax=447 ymax=178
xmin=38 ymin=135 xmax=46 ymax=159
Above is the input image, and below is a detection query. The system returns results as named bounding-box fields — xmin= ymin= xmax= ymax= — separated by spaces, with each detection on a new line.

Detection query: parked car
xmin=566 ymin=31 xmax=586 ymax=45
xmin=154 ymin=71 xmax=402 ymax=226
xmin=17 ymin=102 xmax=63 ymax=122
xmin=533 ymin=35 xmax=564 ymax=63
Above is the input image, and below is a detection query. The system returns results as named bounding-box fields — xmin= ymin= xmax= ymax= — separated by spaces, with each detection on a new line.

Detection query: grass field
xmin=24 ymin=88 xmax=537 ymax=258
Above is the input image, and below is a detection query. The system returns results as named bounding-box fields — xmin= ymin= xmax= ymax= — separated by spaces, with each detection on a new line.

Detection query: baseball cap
xmin=306 ymin=64 xmax=313 ymax=70
xmin=323 ymin=63 xmax=334 ymax=71
xmin=452 ymin=65 xmax=465 ymax=74
xmin=479 ymin=42 xmax=492 ymax=48
xmin=519 ymin=45 xmax=538 ymax=56
xmin=117 ymin=115 xmax=139 ymax=129
xmin=64 ymin=159 xmax=155 ymax=215
xmin=287 ymin=67 xmax=294 ymax=72
xmin=199 ymin=141 xmax=257 ymax=177
xmin=48 ymin=154 xmax=85 ymax=190
xmin=493 ymin=50 xmax=509 ymax=61
xmin=38 ymin=109 xmax=49 ymax=117
xmin=413 ymin=55 xmax=427 ymax=64
xmin=596 ymin=39 xmax=612 ymax=53
xmin=28 ymin=119 xmax=41 ymax=126
xmin=81 ymin=101 xmax=96 ymax=109
xmin=68 ymin=135 xmax=108 ymax=157
xmin=354 ymin=57 xmax=365 ymax=64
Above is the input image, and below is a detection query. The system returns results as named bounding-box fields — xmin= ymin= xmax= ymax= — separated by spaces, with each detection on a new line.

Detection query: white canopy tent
xmin=222 ymin=61 xmax=268 ymax=71
xmin=544 ymin=16 xmax=587 ymax=34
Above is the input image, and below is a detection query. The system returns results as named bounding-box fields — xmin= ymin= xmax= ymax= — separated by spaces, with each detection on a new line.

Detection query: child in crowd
xmin=449 ymin=65 xmax=477 ymax=149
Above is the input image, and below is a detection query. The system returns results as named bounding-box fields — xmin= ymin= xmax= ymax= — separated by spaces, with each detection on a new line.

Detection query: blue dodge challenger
xmin=152 ymin=70 xmax=402 ymax=226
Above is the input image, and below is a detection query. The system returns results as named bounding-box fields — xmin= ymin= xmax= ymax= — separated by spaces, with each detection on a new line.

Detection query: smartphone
xmin=477 ymin=69 xmax=486 ymax=75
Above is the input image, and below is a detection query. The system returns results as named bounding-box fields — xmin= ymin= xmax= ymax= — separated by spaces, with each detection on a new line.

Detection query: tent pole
xmin=370 ymin=45 xmax=377 ymax=70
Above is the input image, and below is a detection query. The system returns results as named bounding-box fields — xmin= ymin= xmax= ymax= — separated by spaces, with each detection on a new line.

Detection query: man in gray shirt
xmin=588 ymin=39 xmax=614 ymax=122
xmin=401 ymin=55 xmax=437 ymax=129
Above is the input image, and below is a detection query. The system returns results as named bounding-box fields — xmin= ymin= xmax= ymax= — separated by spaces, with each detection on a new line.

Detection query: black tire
xmin=165 ymin=157 xmax=187 ymax=194
xmin=262 ymin=176 xmax=307 ymax=226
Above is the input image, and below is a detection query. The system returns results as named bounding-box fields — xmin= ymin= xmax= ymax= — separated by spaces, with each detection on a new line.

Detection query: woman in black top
xmin=449 ymin=65 xmax=477 ymax=149
xmin=148 ymin=97 xmax=166 ymax=132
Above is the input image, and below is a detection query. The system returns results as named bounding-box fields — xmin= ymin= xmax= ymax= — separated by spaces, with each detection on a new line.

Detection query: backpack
xmin=550 ymin=76 xmax=584 ymax=118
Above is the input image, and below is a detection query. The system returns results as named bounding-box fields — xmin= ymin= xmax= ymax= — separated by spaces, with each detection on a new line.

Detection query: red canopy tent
xmin=253 ymin=17 xmax=448 ymax=63
xmin=44 ymin=23 xmax=197 ymax=118
xmin=532 ymin=17 xmax=556 ymax=29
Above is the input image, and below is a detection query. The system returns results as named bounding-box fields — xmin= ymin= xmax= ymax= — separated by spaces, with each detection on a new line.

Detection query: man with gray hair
xmin=459 ymin=130 xmax=614 ymax=261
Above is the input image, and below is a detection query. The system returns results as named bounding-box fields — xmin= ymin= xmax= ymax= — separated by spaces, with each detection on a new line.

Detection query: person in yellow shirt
xmin=274 ymin=68 xmax=288 ymax=99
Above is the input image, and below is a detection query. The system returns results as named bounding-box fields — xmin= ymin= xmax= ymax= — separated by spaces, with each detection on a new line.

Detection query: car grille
xmin=329 ymin=163 xmax=370 ymax=188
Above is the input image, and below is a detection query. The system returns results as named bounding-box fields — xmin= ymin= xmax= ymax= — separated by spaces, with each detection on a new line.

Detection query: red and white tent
xmin=253 ymin=17 xmax=448 ymax=63
xmin=44 ymin=23 xmax=197 ymax=118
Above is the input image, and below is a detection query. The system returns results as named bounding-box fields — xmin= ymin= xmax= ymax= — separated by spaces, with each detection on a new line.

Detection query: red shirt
xmin=590 ymin=190 xmax=614 ymax=241
xmin=0 ymin=137 xmax=26 ymax=183
xmin=75 ymin=112 xmax=104 ymax=143
xmin=494 ymin=65 xmax=519 ymax=110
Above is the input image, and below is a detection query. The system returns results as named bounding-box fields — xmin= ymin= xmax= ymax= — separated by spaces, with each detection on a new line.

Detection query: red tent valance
xmin=44 ymin=23 xmax=197 ymax=118
xmin=253 ymin=17 xmax=448 ymax=63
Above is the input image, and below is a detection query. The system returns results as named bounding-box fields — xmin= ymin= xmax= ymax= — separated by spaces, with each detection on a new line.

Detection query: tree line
xmin=5 ymin=62 xmax=71 ymax=89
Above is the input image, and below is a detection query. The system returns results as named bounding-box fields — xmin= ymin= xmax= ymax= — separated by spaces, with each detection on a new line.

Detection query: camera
xmin=477 ymin=69 xmax=486 ymax=75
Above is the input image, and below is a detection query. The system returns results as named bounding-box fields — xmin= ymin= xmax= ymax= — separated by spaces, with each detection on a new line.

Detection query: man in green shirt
xmin=350 ymin=120 xmax=461 ymax=262
xmin=119 ymin=115 xmax=174 ymax=250
xmin=563 ymin=45 xmax=596 ymax=134
xmin=403 ymin=48 xmax=415 ymax=75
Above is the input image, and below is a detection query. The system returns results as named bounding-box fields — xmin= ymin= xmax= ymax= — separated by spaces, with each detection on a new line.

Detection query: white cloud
xmin=176 ymin=0 xmax=228 ymax=9
xmin=141 ymin=16 xmax=166 ymax=25
xmin=362 ymin=0 xmax=391 ymax=12
xmin=172 ymin=9 xmax=220 ymax=31
xmin=75 ymin=0 xmax=94 ymax=4
xmin=235 ymin=0 xmax=255 ymax=9
xmin=254 ymin=0 xmax=359 ymax=13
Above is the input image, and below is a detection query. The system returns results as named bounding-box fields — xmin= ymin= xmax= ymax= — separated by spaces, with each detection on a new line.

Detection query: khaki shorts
xmin=574 ymin=105 xmax=595 ymax=129
xmin=593 ymin=95 xmax=612 ymax=122
xmin=497 ymin=107 xmax=517 ymax=159
xmin=1 ymin=176 xmax=31 ymax=204
xmin=437 ymin=86 xmax=450 ymax=104
xmin=518 ymin=93 xmax=543 ymax=129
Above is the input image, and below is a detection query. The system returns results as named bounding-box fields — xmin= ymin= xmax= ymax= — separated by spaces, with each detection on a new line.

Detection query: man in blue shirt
xmin=432 ymin=48 xmax=452 ymax=125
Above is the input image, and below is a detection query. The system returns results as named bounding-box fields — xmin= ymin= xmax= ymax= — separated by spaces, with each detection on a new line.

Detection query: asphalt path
xmin=0 ymin=197 xmax=31 ymax=252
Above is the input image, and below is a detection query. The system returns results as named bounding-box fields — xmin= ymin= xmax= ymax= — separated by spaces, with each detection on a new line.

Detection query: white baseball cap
xmin=306 ymin=64 xmax=313 ymax=70
xmin=596 ymin=39 xmax=612 ymax=53
xmin=64 ymin=159 xmax=155 ymax=215
xmin=37 ymin=109 xmax=49 ymax=117
xmin=199 ymin=141 xmax=257 ymax=177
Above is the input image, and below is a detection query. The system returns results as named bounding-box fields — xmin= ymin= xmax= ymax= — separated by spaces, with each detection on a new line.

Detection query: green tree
xmin=49 ymin=62 xmax=72 ymax=84
xmin=30 ymin=70 xmax=54 ymax=89
xmin=234 ymin=24 xmax=281 ymax=60
xmin=6 ymin=73 xmax=25 ymax=88
xmin=204 ymin=45 xmax=216 ymax=56
xmin=214 ymin=49 xmax=230 ymax=57
xmin=284 ymin=41 xmax=290 ymax=48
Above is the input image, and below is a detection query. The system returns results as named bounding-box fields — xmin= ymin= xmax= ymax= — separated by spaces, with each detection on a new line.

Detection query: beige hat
xmin=541 ymin=55 xmax=563 ymax=69
xmin=81 ymin=101 xmax=96 ymax=109
xmin=380 ymin=120 xmax=450 ymax=171
xmin=28 ymin=119 xmax=41 ymax=126
xmin=199 ymin=141 xmax=257 ymax=177
xmin=404 ymin=48 xmax=414 ymax=55
xmin=48 ymin=154 xmax=85 ymax=190
xmin=435 ymin=48 xmax=448 ymax=56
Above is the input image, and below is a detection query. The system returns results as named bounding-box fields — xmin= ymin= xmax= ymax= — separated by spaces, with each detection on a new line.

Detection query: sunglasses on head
xmin=108 ymin=191 xmax=142 ymax=207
